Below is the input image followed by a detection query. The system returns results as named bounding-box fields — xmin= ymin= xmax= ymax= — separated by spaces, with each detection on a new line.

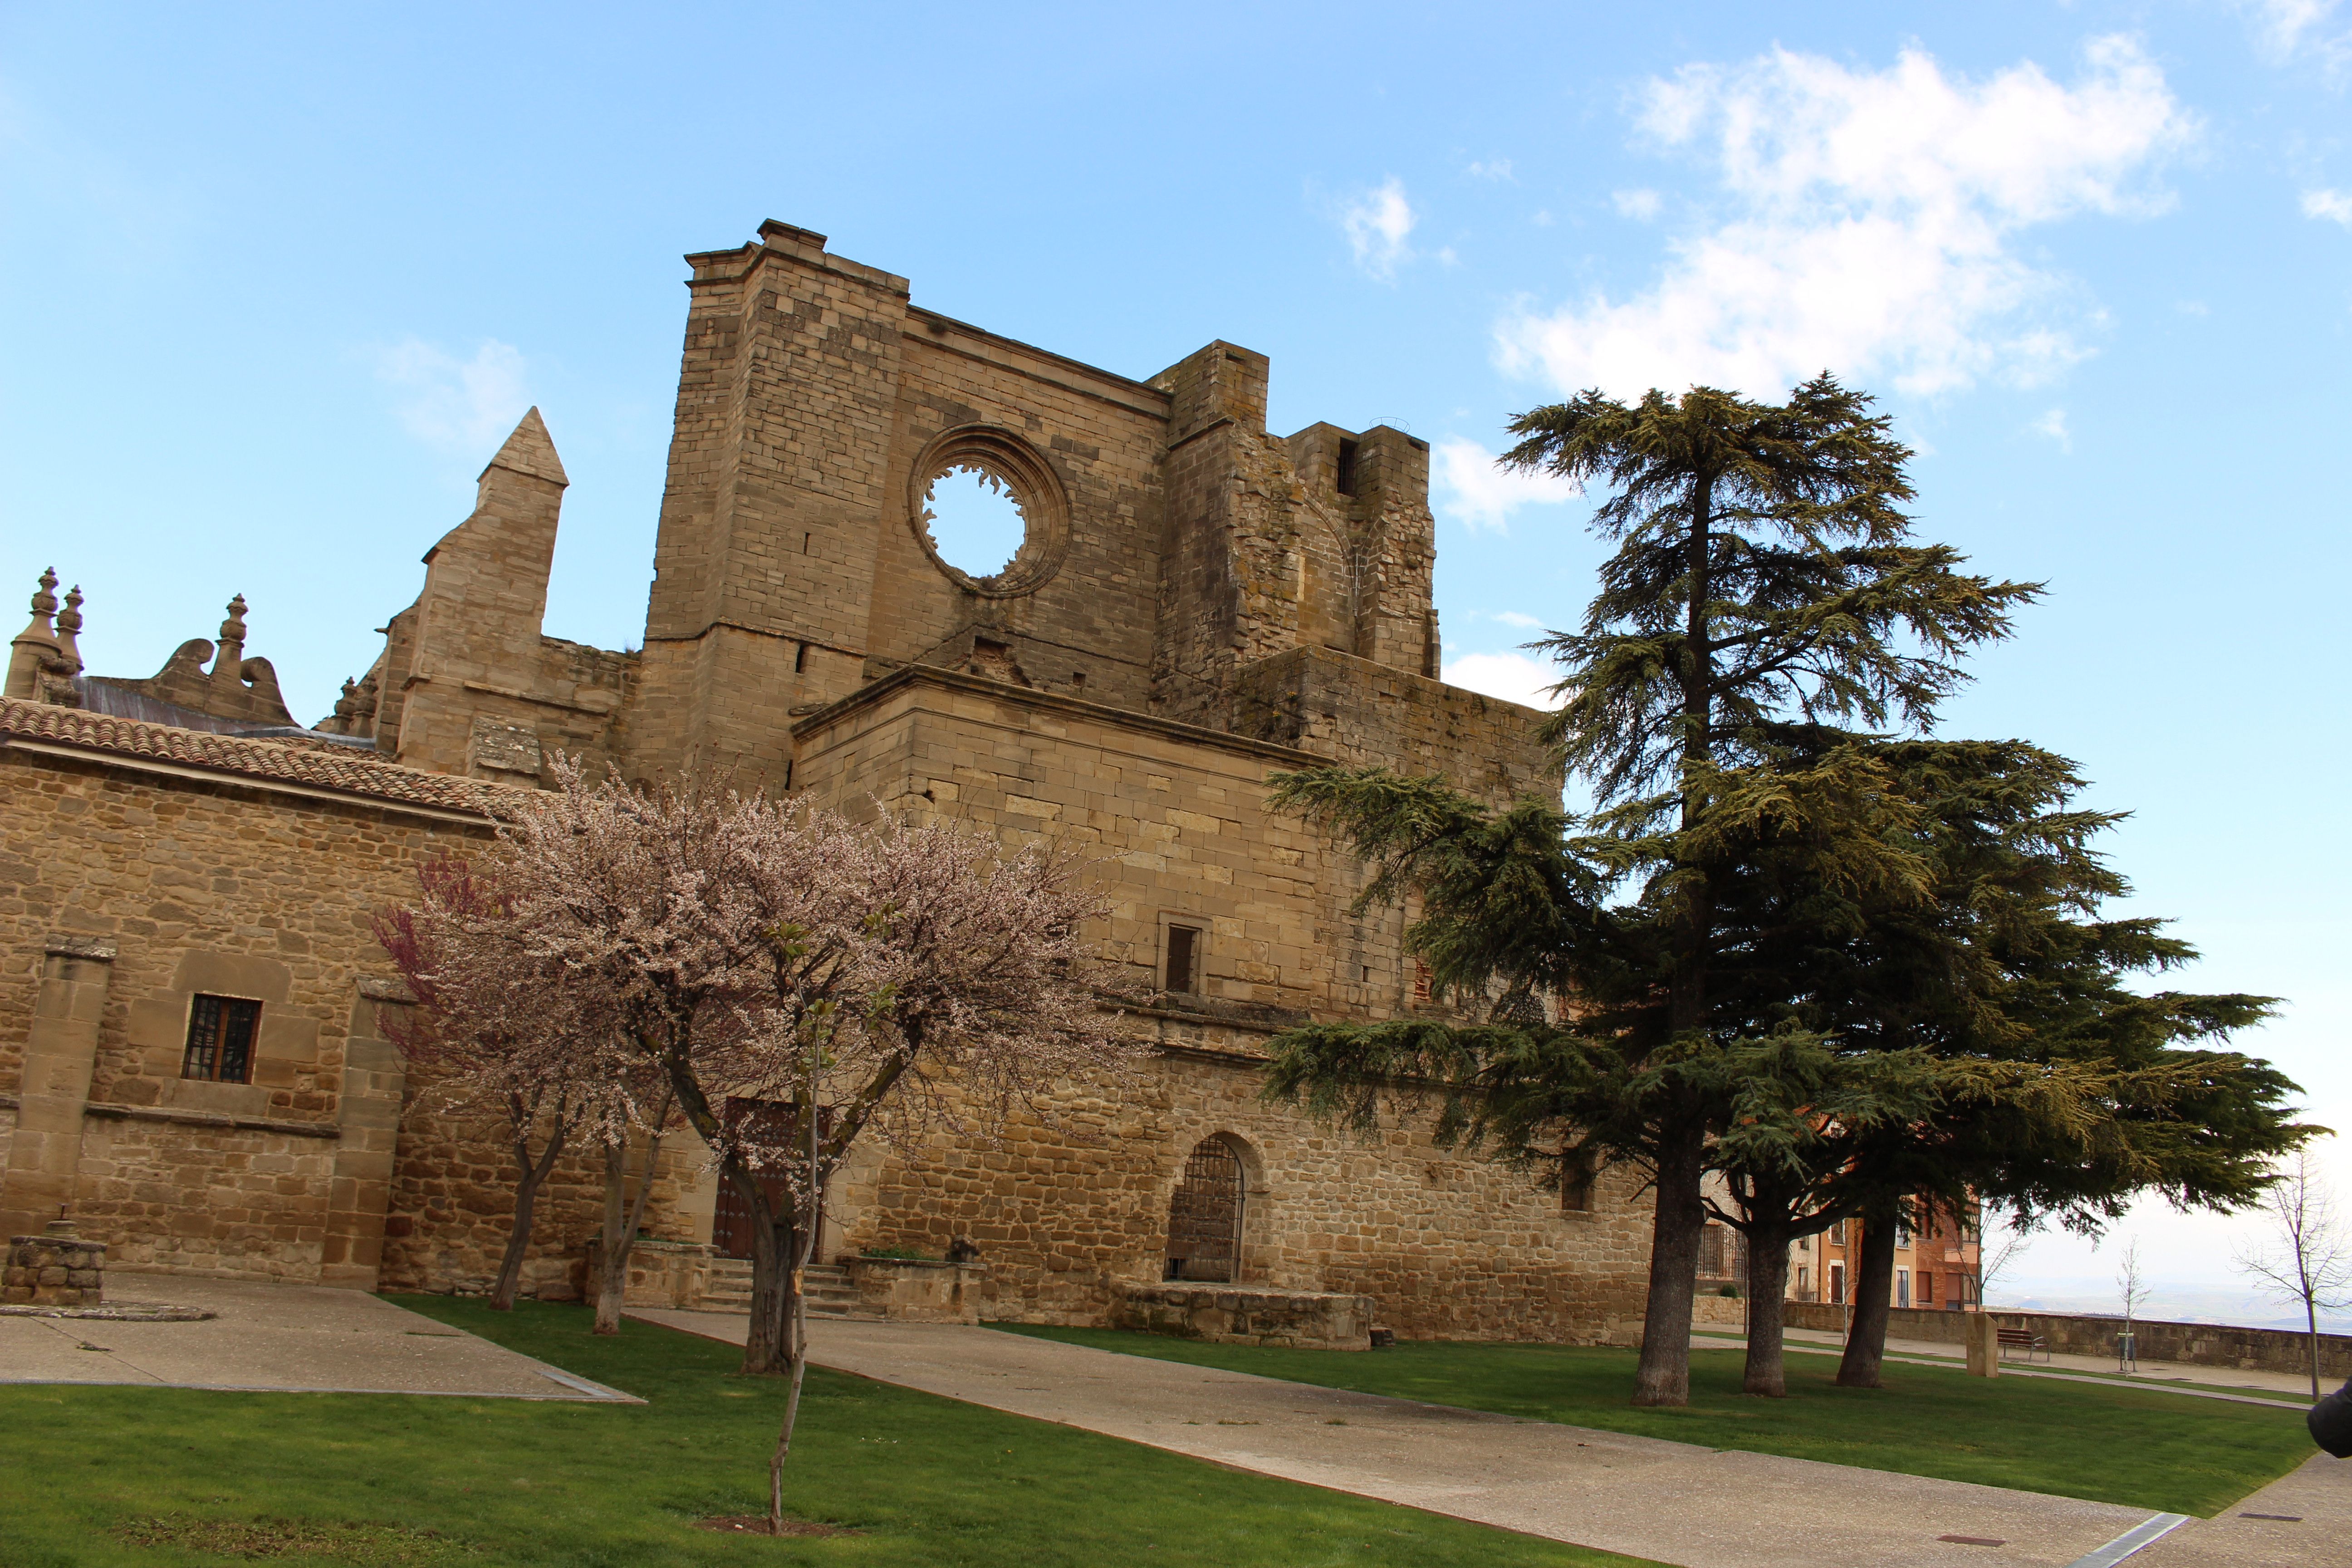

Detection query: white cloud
xmin=2175 ymin=298 xmax=2211 ymax=315
xmin=1339 ymin=176 xmax=1418 ymax=280
xmin=1433 ymin=436 xmax=1584 ymax=530
xmin=2239 ymin=0 xmax=2349 ymax=67
xmin=2303 ymin=187 xmax=2352 ymax=225
xmin=1443 ymin=651 xmax=1562 ymax=710
xmin=1467 ymin=158 xmax=1515 ymax=182
xmin=1613 ymin=188 xmax=1663 ymax=220
xmin=1490 ymin=610 xmax=1544 ymax=629
xmin=1497 ymin=39 xmax=2195 ymax=402
xmin=2032 ymin=407 xmax=2072 ymax=451
xmin=372 ymin=337 xmax=530 ymax=453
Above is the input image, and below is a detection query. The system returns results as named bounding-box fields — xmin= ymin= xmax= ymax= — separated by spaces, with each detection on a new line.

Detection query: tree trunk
xmin=2309 ymin=1297 xmax=2323 ymax=1402
xmin=594 ymin=1139 xmax=630 ymax=1335
xmin=1742 ymin=1216 xmax=1793 ymax=1397
xmin=1627 ymin=468 xmax=1721 ymax=1412
xmin=592 ymin=1114 xmax=671 ymax=1336
xmin=1633 ymin=1120 xmax=1708 ymax=1406
xmin=766 ymin=1176 xmax=822 ymax=1534
xmin=738 ymin=1165 xmax=794 ymax=1376
xmin=1836 ymin=1210 xmax=1900 ymax=1388
xmin=490 ymin=1159 xmax=548 ymax=1311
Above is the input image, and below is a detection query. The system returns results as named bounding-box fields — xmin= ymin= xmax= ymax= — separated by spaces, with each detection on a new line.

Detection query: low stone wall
xmin=5 ymin=1228 xmax=105 ymax=1306
xmin=844 ymin=1257 xmax=985 ymax=1324
xmin=583 ymin=1238 xmax=715 ymax=1311
xmin=1784 ymin=1300 xmax=2352 ymax=1380
xmin=1111 ymin=1281 xmax=1372 ymax=1350
xmin=1691 ymin=1294 xmax=1747 ymax=1326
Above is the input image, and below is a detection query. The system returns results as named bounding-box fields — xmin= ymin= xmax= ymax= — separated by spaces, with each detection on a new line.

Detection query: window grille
xmin=1699 ymin=1223 xmax=1725 ymax=1277
xmin=182 ymin=995 xmax=261 ymax=1083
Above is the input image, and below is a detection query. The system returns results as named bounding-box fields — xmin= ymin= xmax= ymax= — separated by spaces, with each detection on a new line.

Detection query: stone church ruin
xmin=0 ymin=221 xmax=1651 ymax=1343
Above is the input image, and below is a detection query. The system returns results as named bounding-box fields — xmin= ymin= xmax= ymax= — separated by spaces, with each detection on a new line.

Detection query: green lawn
xmin=0 ymin=1299 xmax=1657 ymax=1568
xmin=992 ymin=1325 xmax=2316 ymax=1518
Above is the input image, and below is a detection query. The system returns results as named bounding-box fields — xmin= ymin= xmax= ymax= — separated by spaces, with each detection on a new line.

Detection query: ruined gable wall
xmin=863 ymin=316 xmax=1171 ymax=711
xmin=629 ymin=225 xmax=910 ymax=786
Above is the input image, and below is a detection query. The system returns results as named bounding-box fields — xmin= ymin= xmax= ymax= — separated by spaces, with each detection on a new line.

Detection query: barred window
xmin=183 ymin=994 xmax=261 ymax=1084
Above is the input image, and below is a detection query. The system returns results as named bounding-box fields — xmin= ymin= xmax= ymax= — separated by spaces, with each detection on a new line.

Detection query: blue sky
xmin=5 ymin=2 xmax=2349 ymax=1322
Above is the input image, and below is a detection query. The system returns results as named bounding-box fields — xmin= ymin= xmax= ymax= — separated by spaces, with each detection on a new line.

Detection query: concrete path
xmin=0 ymin=1277 xmax=635 ymax=1401
xmin=2132 ymin=1451 xmax=2352 ymax=1567
xmin=635 ymin=1309 xmax=2170 ymax=1568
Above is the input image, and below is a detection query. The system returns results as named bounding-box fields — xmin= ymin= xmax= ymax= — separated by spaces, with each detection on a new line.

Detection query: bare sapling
xmin=2235 ymin=1147 xmax=2352 ymax=1399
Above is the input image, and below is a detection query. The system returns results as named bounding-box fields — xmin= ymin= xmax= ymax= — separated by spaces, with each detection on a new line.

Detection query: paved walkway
xmin=2135 ymin=1452 xmax=2350 ymax=1567
xmin=0 ymin=1277 xmax=635 ymax=1401
xmin=636 ymin=1309 xmax=2176 ymax=1568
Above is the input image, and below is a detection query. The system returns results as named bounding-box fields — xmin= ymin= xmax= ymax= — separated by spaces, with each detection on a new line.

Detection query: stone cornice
xmin=789 ymin=662 xmax=1325 ymax=768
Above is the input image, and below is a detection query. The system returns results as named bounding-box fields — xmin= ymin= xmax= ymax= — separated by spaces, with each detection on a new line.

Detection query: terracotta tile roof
xmin=0 ymin=696 xmax=514 ymax=819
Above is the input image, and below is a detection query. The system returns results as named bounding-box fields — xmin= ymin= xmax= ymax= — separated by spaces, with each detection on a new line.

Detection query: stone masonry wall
xmin=791 ymin=669 xmax=1651 ymax=1338
xmin=842 ymin=1051 xmax=1651 ymax=1344
xmin=0 ymin=745 xmax=689 ymax=1292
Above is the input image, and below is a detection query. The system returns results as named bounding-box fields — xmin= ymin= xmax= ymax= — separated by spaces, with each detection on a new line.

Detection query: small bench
xmin=1996 ymin=1327 xmax=2048 ymax=1363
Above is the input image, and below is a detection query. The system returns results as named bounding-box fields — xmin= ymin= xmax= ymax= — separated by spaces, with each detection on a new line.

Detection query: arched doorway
xmin=1164 ymin=1136 xmax=1246 ymax=1282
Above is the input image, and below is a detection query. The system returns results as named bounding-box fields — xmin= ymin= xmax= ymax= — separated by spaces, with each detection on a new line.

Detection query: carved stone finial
xmin=7 ymin=568 xmax=69 ymax=701
xmin=52 ymin=586 xmax=84 ymax=674
xmin=219 ymin=594 xmax=249 ymax=645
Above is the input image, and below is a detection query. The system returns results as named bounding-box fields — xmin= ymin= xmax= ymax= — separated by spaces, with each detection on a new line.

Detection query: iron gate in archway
xmin=1163 ymin=1137 xmax=1245 ymax=1282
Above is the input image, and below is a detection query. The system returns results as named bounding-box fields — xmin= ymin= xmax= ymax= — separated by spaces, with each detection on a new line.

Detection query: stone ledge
xmin=80 ymin=1100 xmax=341 ymax=1139
xmin=44 ymin=935 xmax=118 ymax=961
xmin=1112 ymin=1281 xmax=1373 ymax=1351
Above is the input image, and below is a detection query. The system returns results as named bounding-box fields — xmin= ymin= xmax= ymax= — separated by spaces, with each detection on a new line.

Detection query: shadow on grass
xmin=987 ymin=1323 xmax=2315 ymax=1518
xmin=0 ymin=1298 xmax=1659 ymax=1568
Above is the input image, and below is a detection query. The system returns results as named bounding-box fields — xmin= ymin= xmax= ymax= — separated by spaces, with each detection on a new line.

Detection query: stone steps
xmin=701 ymin=1259 xmax=858 ymax=1317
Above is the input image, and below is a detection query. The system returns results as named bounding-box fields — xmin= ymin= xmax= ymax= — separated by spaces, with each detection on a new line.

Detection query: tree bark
xmin=594 ymin=1139 xmax=628 ymax=1333
xmin=1836 ymin=1210 xmax=1900 ymax=1388
xmin=491 ymin=1150 xmax=557 ymax=1310
xmin=737 ymin=1165 xmax=795 ymax=1376
xmin=1741 ymin=1216 xmax=1793 ymax=1396
xmin=593 ymin=1102 xmax=672 ymax=1335
xmin=1633 ymin=1119 xmax=1709 ymax=1406
xmin=2309 ymin=1297 xmax=2323 ymax=1402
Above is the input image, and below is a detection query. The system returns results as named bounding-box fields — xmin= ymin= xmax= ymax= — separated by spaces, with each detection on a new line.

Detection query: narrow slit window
xmin=794 ymin=641 xmax=809 ymax=674
xmin=183 ymin=995 xmax=261 ymax=1083
xmin=1335 ymin=438 xmax=1360 ymax=496
xmin=1411 ymin=960 xmax=1432 ymax=1004
xmin=1164 ymin=924 xmax=1200 ymax=995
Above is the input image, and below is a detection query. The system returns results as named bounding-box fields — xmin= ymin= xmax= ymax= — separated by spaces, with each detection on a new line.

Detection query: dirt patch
xmin=114 ymin=1515 xmax=460 ymax=1562
xmin=696 ymin=1515 xmax=862 ymax=1538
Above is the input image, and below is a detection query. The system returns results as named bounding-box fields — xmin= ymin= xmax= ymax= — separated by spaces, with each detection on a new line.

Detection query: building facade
xmin=0 ymin=220 xmax=1655 ymax=1340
